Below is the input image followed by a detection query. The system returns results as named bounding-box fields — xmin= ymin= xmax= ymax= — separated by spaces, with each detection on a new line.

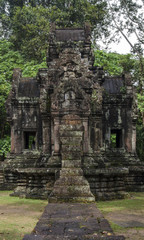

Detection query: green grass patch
xmin=97 ymin=192 xmax=144 ymax=236
xmin=0 ymin=191 xmax=47 ymax=240
xmin=96 ymin=192 xmax=144 ymax=214
xmin=109 ymin=221 xmax=125 ymax=232
xmin=0 ymin=191 xmax=47 ymax=212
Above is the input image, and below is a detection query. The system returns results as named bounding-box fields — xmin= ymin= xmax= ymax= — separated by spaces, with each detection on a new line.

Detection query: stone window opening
xmin=110 ymin=129 xmax=122 ymax=148
xmin=24 ymin=131 xmax=36 ymax=150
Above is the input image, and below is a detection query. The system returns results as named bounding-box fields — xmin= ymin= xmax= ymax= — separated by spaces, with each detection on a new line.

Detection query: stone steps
xmin=0 ymin=167 xmax=6 ymax=190
xmin=0 ymin=168 xmax=4 ymax=184
xmin=49 ymin=125 xmax=95 ymax=203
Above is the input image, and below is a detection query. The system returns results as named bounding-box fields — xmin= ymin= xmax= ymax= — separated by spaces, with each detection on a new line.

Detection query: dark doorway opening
xmin=110 ymin=129 xmax=122 ymax=148
xmin=24 ymin=132 xmax=36 ymax=150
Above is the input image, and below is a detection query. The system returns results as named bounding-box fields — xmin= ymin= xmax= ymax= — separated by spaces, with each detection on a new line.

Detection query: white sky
xmin=109 ymin=36 xmax=135 ymax=54
xmin=97 ymin=35 xmax=136 ymax=54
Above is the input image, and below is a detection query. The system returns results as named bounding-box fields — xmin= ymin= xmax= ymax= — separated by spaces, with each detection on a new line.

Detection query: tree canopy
xmin=0 ymin=0 xmax=109 ymax=60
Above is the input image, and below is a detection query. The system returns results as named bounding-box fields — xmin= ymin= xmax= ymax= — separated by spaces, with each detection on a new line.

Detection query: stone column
xmin=125 ymin=110 xmax=132 ymax=152
xmin=105 ymin=127 xmax=111 ymax=149
xmin=11 ymin=127 xmax=15 ymax=153
xmin=13 ymin=130 xmax=22 ymax=153
xmin=83 ymin=118 xmax=89 ymax=153
xmin=53 ymin=117 xmax=60 ymax=155
xmin=132 ymin=121 xmax=137 ymax=153
xmin=42 ymin=116 xmax=51 ymax=154
xmin=12 ymin=118 xmax=22 ymax=154
xmin=99 ymin=120 xmax=103 ymax=148
xmin=95 ymin=119 xmax=103 ymax=150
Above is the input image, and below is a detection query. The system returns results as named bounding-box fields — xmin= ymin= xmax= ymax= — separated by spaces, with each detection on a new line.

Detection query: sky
xmin=109 ymin=36 xmax=135 ymax=54
xmin=97 ymin=35 xmax=136 ymax=55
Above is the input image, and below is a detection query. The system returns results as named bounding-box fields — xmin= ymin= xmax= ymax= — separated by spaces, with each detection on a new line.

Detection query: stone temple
xmin=1 ymin=24 xmax=144 ymax=201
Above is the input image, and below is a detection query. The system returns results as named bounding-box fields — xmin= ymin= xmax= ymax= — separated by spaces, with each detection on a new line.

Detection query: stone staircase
xmin=0 ymin=166 xmax=5 ymax=190
xmin=49 ymin=124 xmax=95 ymax=203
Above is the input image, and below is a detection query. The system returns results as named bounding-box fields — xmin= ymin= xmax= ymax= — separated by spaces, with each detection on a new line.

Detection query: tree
xmin=0 ymin=40 xmax=23 ymax=139
xmin=0 ymin=39 xmax=47 ymax=159
xmin=10 ymin=5 xmax=50 ymax=61
xmin=104 ymin=0 xmax=144 ymax=123
xmin=105 ymin=0 xmax=144 ymax=53
xmin=0 ymin=39 xmax=47 ymax=136
xmin=94 ymin=50 xmax=136 ymax=75
xmin=48 ymin=0 xmax=108 ymax=27
xmin=1 ymin=1 xmax=109 ymax=60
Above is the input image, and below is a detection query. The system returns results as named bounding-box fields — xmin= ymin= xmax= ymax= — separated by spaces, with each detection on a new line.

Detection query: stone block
xmin=61 ymin=144 xmax=81 ymax=152
xmin=60 ymin=168 xmax=83 ymax=176
xmin=62 ymin=152 xmax=81 ymax=160
xmin=60 ymin=130 xmax=83 ymax=138
xmin=61 ymin=137 xmax=81 ymax=146
xmin=62 ymin=160 xmax=81 ymax=168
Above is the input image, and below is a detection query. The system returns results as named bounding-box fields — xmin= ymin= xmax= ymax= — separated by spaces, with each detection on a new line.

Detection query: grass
xmin=97 ymin=192 xmax=144 ymax=238
xmin=97 ymin=192 xmax=144 ymax=214
xmin=0 ymin=191 xmax=47 ymax=210
xmin=0 ymin=191 xmax=144 ymax=239
xmin=0 ymin=191 xmax=47 ymax=240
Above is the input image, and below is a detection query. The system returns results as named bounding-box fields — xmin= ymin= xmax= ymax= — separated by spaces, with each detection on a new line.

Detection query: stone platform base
xmin=23 ymin=203 xmax=125 ymax=240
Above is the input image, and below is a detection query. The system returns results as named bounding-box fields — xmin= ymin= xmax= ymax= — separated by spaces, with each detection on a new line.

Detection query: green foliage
xmin=94 ymin=50 xmax=123 ymax=75
xmin=110 ymin=134 xmax=116 ymax=148
xmin=137 ymin=94 xmax=144 ymax=114
xmin=0 ymin=1 xmax=108 ymax=60
xmin=11 ymin=5 xmax=50 ymax=61
xmin=133 ymin=57 xmax=144 ymax=93
xmin=118 ymin=54 xmax=136 ymax=74
xmin=0 ymin=40 xmax=23 ymax=139
xmin=50 ymin=0 xmax=107 ymax=28
xmin=136 ymin=125 xmax=144 ymax=162
xmin=94 ymin=50 xmax=136 ymax=76
xmin=0 ymin=39 xmax=46 ymax=157
xmin=120 ymin=86 xmax=126 ymax=94
xmin=22 ymin=58 xmax=47 ymax=77
xmin=0 ymin=136 xmax=11 ymax=158
xmin=0 ymin=40 xmax=24 ymax=83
